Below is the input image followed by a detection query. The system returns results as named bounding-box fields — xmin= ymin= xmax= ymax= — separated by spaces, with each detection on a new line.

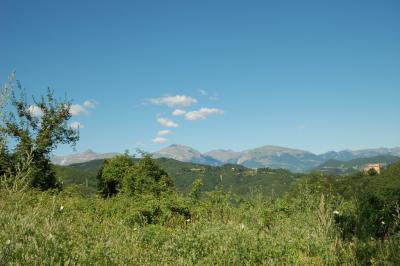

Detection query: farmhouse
xmin=363 ymin=163 xmax=381 ymax=174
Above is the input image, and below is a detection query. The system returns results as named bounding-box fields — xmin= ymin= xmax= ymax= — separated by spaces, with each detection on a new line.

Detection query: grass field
xmin=1 ymin=160 xmax=400 ymax=265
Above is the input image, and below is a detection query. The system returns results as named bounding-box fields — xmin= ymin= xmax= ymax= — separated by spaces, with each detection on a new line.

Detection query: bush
xmin=123 ymin=155 xmax=174 ymax=196
xmin=97 ymin=154 xmax=134 ymax=197
xmin=97 ymin=154 xmax=174 ymax=198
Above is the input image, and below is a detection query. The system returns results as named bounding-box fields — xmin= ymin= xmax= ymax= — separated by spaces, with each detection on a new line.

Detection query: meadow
xmin=1 ymin=157 xmax=399 ymax=265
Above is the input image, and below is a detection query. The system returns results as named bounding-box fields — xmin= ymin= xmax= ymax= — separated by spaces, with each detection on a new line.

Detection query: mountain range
xmin=52 ymin=145 xmax=400 ymax=172
xmin=51 ymin=149 xmax=119 ymax=166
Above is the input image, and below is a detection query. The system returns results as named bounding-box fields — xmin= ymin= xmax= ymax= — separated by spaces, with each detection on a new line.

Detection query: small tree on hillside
xmin=1 ymin=82 xmax=79 ymax=190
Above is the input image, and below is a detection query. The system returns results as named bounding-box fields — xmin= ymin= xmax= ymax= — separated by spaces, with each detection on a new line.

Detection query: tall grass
xmin=1 ymin=184 xmax=399 ymax=265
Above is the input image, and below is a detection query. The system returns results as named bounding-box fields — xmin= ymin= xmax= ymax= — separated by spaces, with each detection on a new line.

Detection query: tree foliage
xmin=97 ymin=154 xmax=174 ymax=198
xmin=291 ymin=161 xmax=400 ymax=240
xmin=189 ymin=178 xmax=203 ymax=201
xmin=97 ymin=153 xmax=134 ymax=197
xmin=0 ymin=80 xmax=79 ymax=190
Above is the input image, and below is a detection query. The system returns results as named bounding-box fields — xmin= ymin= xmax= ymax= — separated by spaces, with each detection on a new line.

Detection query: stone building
xmin=364 ymin=163 xmax=381 ymax=174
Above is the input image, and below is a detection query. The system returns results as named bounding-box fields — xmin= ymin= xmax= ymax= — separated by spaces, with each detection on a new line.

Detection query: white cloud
xmin=149 ymin=95 xmax=197 ymax=107
xmin=157 ymin=130 xmax=172 ymax=136
xmin=185 ymin=108 xmax=224 ymax=121
xmin=83 ymin=100 xmax=96 ymax=109
xmin=172 ymin=109 xmax=186 ymax=116
xmin=70 ymin=121 xmax=84 ymax=129
xmin=70 ymin=104 xmax=88 ymax=116
xmin=152 ymin=137 xmax=169 ymax=143
xmin=27 ymin=105 xmax=43 ymax=117
xmin=157 ymin=117 xmax=178 ymax=128
xmin=69 ymin=100 xmax=97 ymax=116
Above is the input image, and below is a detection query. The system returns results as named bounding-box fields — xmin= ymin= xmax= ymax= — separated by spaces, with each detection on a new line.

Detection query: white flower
xmin=381 ymin=221 xmax=385 ymax=225
xmin=60 ymin=206 xmax=64 ymax=211
xmin=333 ymin=210 xmax=340 ymax=215
xmin=240 ymin=223 xmax=245 ymax=230
xmin=186 ymin=219 xmax=191 ymax=223
xmin=5 ymin=239 xmax=11 ymax=245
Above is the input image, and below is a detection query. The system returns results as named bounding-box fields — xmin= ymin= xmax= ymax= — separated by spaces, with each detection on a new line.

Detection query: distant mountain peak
xmin=159 ymin=144 xmax=201 ymax=154
xmin=154 ymin=144 xmax=220 ymax=166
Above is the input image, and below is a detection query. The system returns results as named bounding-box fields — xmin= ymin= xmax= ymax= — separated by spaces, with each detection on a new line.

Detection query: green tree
xmin=1 ymin=83 xmax=79 ymax=190
xmin=97 ymin=154 xmax=174 ymax=197
xmin=97 ymin=153 xmax=134 ymax=197
xmin=123 ymin=155 xmax=174 ymax=196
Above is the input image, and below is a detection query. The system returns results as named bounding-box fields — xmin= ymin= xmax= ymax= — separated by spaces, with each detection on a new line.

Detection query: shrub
xmin=97 ymin=154 xmax=134 ymax=197
xmin=123 ymin=155 xmax=174 ymax=196
xmin=97 ymin=154 xmax=174 ymax=198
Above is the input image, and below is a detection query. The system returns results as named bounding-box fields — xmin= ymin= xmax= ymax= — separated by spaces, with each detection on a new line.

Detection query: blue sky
xmin=1 ymin=0 xmax=399 ymax=155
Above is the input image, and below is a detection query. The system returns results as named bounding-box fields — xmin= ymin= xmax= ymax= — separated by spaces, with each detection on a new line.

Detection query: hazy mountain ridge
xmin=157 ymin=145 xmax=400 ymax=172
xmin=51 ymin=150 xmax=120 ymax=166
xmin=234 ymin=145 xmax=321 ymax=172
xmin=204 ymin=149 xmax=242 ymax=164
xmin=207 ymin=145 xmax=323 ymax=172
xmin=52 ymin=145 xmax=400 ymax=172
xmin=318 ymin=147 xmax=400 ymax=161
xmin=153 ymin=144 xmax=221 ymax=166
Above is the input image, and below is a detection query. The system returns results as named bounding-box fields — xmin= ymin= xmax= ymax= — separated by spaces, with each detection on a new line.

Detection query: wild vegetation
xmin=1 ymin=79 xmax=400 ymax=265
xmin=54 ymin=157 xmax=302 ymax=198
xmin=0 ymin=74 xmax=78 ymax=191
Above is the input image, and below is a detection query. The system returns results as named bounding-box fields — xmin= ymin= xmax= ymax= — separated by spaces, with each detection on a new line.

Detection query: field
xmin=1 ymin=159 xmax=400 ymax=265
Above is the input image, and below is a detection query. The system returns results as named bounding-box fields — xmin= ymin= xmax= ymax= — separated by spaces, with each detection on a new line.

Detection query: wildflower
xmin=5 ymin=240 xmax=11 ymax=245
xmin=240 ymin=223 xmax=245 ymax=230
xmin=186 ymin=219 xmax=191 ymax=223
xmin=333 ymin=210 xmax=340 ymax=215
xmin=381 ymin=221 xmax=385 ymax=225
xmin=60 ymin=205 xmax=64 ymax=211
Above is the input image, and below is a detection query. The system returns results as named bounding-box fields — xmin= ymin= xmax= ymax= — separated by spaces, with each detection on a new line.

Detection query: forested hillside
xmin=54 ymin=157 xmax=302 ymax=197
xmin=314 ymin=155 xmax=400 ymax=175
